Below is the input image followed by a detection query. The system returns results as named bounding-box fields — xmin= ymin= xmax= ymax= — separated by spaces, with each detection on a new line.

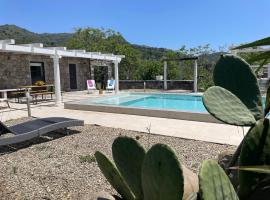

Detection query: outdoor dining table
xmin=18 ymin=84 xmax=54 ymax=90
xmin=16 ymin=84 xmax=54 ymax=103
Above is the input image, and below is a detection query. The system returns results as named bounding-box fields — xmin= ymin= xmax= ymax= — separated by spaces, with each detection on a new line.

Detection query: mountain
xmin=0 ymin=24 xmax=72 ymax=46
xmin=0 ymin=24 xmax=171 ymax=59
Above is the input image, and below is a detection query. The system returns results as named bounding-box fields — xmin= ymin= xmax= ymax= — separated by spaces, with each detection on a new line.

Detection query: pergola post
xmin=179 ymin=61 xmax=183 ymax=80
xmin=164 ymin=60 xmax=167 ymax=90
xmin=114 ymin=60 xmax=119 ymax=93
xmin=267 ymin=64 xmax=270 ymax=79
xmin=52 ymin=54 xmax=62 ymax=105
xmin=193 ymin=59 xmax=198 ymax=93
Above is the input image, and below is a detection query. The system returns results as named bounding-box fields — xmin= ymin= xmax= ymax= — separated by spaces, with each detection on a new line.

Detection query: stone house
xmin=0 ymin=39 xmax=124 ymax=104
xmin=0 ymin=52 xmax=114 ymax=91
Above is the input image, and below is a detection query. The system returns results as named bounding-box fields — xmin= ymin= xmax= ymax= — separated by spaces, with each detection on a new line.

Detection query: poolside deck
xmin=0 ymin=90 xmax=248 ymax=146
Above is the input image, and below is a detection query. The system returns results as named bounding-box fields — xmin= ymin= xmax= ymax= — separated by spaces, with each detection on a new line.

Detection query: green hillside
xmin=0 ymin=24 xmax=222 ymax=90
xmin=0 ymin=24 xmax=170 ymax=59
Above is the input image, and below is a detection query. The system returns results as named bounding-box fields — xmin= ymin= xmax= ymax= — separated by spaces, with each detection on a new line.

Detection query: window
xmin=30 ymin=62 xmax=45 ymax=85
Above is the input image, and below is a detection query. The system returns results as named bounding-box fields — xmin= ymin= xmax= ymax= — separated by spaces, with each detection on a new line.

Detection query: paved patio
xmin=0 ymin=91 xmax=248 ymax=146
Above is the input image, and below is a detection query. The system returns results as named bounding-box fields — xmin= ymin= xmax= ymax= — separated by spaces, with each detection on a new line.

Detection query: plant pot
xmin=99 ymin=89 xmax=103 ymax=95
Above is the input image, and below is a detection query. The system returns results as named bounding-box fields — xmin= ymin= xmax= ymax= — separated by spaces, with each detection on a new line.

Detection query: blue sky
xmin=1 ymin=0 xmax=269 ymax=50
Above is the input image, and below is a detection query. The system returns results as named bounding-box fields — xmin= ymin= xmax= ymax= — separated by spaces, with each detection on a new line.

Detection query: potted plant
xmin=96 ymin=82 xmax=103 ymax=94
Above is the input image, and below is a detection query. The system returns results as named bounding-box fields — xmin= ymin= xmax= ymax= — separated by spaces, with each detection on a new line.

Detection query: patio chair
xmin=0 ymin=117 xmax=84 ymax=146
xmin=87 ymin=80 xmax=96 ymax=93
xmin=106 ymin=80 xmax=115 ymax=91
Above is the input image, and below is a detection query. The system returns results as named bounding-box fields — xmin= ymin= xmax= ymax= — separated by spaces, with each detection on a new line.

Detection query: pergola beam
xmin=0 ymin=39 xmax=15 ymax=45
xmin=20 ymin=43 xmax=44 ymax=48
xmin=163 ymin=57 xmax=198 ymax=61
xmin=0 ymin=39 xmax=124 ymax=61
xmin=46 ymin=47 xmax=67 ymax=50
xmin=0 ymin=39 xmax=125 ymax=105
xmin=230 ymin=47 xmax=270 ymax=54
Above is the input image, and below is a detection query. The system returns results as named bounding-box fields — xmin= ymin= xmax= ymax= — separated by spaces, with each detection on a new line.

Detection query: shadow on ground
xmin=0 ymin=129 xmax=80 ymax=155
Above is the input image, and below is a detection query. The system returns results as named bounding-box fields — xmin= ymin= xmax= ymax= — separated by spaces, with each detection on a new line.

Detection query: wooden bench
xmin=31 ymin=91 xmax=54 ymax=104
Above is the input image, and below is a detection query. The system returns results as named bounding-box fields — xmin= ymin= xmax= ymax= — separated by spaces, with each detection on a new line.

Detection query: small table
xmin=0 ymin=88 xmax=20 ymax=99
xmin=0 ymin=89 xmax=18 ymax=108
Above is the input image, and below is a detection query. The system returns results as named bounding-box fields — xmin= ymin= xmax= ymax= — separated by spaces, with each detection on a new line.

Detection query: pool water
xmin=79 ymin=93 xmax=207 ymax=113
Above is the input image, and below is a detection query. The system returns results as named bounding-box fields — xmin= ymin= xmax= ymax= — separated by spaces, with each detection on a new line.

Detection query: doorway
xmin=69 ymin=64 xmax=77 ymax=89
xmin=30 ymin=62 xmax=45 ymax=85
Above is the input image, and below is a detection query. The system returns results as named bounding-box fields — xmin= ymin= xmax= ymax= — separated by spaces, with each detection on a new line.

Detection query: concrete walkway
xmin=0 ymin=91 xmax=248 ymax=146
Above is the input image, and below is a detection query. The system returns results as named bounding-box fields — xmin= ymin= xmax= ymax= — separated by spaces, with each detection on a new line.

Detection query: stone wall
xmin=0 ymin=52 xmax=113 ymax=91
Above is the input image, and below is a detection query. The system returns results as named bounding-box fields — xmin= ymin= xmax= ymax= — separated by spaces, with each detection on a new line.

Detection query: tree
xmin=67 ymin=27 xmax=141 ymax=80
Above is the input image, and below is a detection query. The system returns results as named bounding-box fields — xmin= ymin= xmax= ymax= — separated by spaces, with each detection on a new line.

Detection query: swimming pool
xmin=79 ymin=93 xmax=207 ymax=113
xmin=65 ymin=93 xmax=220 ymax=123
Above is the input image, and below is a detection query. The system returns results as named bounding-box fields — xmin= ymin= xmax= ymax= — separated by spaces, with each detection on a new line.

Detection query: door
xmin=30 ymin=62 xmax=45 ymax=85
xmin=69 ymin=64 xmax=77 ymax=89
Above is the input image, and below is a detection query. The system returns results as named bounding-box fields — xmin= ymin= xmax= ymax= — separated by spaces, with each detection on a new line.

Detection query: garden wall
xmin=119 ymin=80 xmax=194 ymax=90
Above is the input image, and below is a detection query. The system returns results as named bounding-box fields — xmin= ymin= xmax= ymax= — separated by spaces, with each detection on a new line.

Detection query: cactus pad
xmin=203 ymin=86 xmax=256 ymax=126
xmin=94 ymin=151 xmax=135 ymax=200
xmin=199 ymin=160 xmax=239 ymax=200
xmin=112 ymin=137 xmax=146 ymax=200
xmin=142 ymin=144 xmax=184 ymax=200
xmin=239 ymin=118 xmax=270 ymax=199
xmin=264 ymin=86 xmax=270 ymax=116
xmin=213 ymin=54 xmax=263 ymax=120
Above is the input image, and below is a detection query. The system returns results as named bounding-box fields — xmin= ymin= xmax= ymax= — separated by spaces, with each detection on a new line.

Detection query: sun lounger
xmin=0 ymin=117 xmax=84 ymax=146
xmin=106 ymin=80 xmax=115 ymax=91
xmin=87 ymin=80 xmax=96 ymax=93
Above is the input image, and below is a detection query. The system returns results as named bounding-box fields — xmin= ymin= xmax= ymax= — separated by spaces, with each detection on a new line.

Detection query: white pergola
xmin=0 ymin=39 xmax=125 ymax=105
xmin=163 ymin=57 xmax=198 ymax=92
xmin=230 ymin=46 xmax=270 ymax=78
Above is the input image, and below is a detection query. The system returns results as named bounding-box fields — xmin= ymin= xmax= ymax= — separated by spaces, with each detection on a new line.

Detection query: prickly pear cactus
xmin=213 ymin=54 xmax=263 ymax=120
xmin=203 ymin=86 xmax=256 ymax=126
xmin=264 ymin=86 xmax=270 ymax=116
xmin=239 ymin=118 xmax=270 ymax=199
xmin=94 ymin=151 xmax=135 ymax=200
xmin=199 ymin=160 xmax=239 ymax=200
xmin=141 ymin=144 xmax=184 ymax=200
xmin=112 ymin=136 xmax=146 ymax=200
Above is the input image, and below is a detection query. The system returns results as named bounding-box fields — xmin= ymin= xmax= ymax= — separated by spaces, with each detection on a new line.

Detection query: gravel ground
xmin=0 ymin=118 xmax=236 ymax=199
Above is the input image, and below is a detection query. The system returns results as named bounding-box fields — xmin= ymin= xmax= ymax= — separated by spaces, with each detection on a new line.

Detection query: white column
xmin=164 ymin=60 xmax=167 ymax=90
xmin=179 ymin=61 xmax=183 ymax=80
xmin=193 ymin=60 xmax=198 ymax=93
xmin=267 ymin=64 xmax=270 ymax=79
xmin=52 ymin=55 xmax=62 ymax=105
xmin=114 ymin=61 xmax=119 ymax=94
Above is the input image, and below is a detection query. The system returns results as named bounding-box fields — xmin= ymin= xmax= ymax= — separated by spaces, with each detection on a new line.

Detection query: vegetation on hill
xmin=0 ymin=24 xmax=223 ymax=91
xmin=0 ymin=24 xmax=72 ymax=46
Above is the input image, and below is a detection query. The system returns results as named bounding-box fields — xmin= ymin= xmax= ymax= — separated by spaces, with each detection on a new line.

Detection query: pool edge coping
xmin=64 ymin=101 xmax=222 ymax=124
